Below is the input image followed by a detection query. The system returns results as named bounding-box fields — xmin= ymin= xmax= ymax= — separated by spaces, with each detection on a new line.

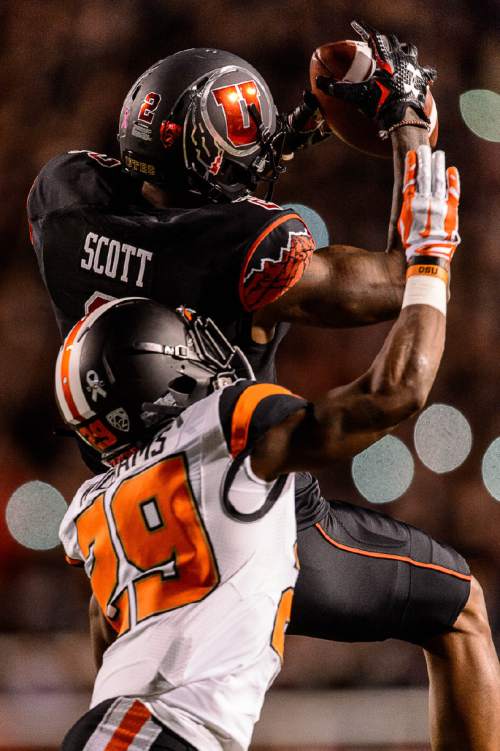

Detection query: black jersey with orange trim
xmin=27 ymin=151 xmax=315 ymax=385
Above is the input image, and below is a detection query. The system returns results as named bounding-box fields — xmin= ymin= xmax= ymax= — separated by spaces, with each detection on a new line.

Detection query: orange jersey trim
xmin=315 ymin=523 xmax=472 ymax=582
xmin=105 ymin=699 xmax=151 ymax=751
xmin=230 ymin=383 xmax=294 ymax=457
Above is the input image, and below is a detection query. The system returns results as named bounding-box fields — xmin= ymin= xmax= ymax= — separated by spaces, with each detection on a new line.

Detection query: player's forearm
xmin=301 ymin=244 xmax=405 ymax=326
xmin=358 ymin=303 xmax=445 ymax=423
xmin=387 ymin=109 xmax=431 ymax=251
xmin=285 ymin=303 xmax=445 ymax=469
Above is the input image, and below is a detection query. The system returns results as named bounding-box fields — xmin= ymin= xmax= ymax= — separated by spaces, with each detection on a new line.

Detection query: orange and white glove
xmin=399 ymin=145 xmax=460 ymax=316
xmin=398 ymin=144 xmax=460 ymax=263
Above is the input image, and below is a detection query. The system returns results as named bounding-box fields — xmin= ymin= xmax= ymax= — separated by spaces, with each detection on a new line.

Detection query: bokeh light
xmin=482 ymin=438 xmax=500 ymax=501
xmin=351 ymin=435 xmax=414 ymax=504
xmin=5 ymin=481 xmax=67 ymax=550
xmin=282 ymin=203 xmax=330 ymax=248
xmin=414 ymin=404 xmax=472 ymax=473
xmin=459 ymin=90 xmax=500 ymax=142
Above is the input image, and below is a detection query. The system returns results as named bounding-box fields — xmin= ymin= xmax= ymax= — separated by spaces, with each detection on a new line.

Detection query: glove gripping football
xmin=316 ymin=20 xmax=437 ymax=133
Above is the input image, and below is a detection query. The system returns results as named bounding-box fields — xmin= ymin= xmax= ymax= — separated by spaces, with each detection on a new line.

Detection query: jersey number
xmin=138 ymin=91 xmax=161 ymax=125
xmin=75 ymin=455 xmax=219 ymax=635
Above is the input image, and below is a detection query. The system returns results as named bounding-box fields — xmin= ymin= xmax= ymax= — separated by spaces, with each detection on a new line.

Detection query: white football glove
xmin=398 ymin=144 xmax=460 ymax=263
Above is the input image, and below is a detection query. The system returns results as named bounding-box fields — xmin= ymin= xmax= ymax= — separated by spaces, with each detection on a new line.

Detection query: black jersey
xmin=28 ymin=150 xmax=316 ymax=383
xmin=28 ymin=150 xmax=326 ymax=527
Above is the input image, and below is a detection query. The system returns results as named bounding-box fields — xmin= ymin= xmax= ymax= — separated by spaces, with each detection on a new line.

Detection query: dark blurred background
xmin=0 ymin=0 xmax=499 ymax=748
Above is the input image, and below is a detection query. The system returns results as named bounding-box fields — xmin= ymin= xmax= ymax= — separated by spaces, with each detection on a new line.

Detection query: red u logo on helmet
xmin=212 ymin=81 xmax=262 ymax=147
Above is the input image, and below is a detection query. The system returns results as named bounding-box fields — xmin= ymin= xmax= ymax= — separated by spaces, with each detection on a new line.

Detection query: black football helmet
xmin=118 ymin=48 xmax=285 ymax=202
xmin=55 ymin=298 xmax=254 ymax=462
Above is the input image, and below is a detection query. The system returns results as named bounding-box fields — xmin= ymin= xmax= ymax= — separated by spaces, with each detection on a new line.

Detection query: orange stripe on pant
xmin=104 ymin=699 xmax=152 ymax=751
xmin=315 ymin=523 xmax=472 ymax=582
xmin=230 ymin=383 xmax=293 ymax=457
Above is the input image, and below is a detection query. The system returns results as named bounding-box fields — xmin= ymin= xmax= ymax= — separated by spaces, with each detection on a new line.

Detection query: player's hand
xmin=281 ymin=90 xmax=332 ymax=157
xmin=316 ymin=20 xmax=436 ymax=132
xmin=398 ymin=145 xmax=460 ymax=264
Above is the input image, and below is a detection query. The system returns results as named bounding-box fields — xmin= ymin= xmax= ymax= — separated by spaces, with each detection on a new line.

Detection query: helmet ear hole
xmin=169 ymin=375 xmax=197 ymax=395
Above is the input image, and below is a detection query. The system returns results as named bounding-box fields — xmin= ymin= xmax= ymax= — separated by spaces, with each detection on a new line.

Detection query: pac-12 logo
xmin=212 ymin=80 xmax=262 ymax=148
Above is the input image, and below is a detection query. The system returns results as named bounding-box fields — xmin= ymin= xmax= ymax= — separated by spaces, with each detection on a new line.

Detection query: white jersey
xmin=60 ymin=380 xmax=305 ymax=751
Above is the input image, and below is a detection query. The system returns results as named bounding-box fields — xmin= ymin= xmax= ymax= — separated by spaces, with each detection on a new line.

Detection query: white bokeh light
xmin=482 ymin=438 xmax=500 ymax=501
xmin=5 ymin=481 xmax=67 ymax=550
xmin=351 ymin=435 xmax=414 ymax=504
xmin=414 ymin=404 xmax=472 ymax=474
xmin=459 ymin=89 xmax=500 ymax=142
xmin=282 ymin=203 xmax=329 ymax=248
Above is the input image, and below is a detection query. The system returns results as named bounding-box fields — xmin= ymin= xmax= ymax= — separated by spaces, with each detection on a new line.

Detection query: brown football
xmin=310 ymin=40 xmax=438 ymax=158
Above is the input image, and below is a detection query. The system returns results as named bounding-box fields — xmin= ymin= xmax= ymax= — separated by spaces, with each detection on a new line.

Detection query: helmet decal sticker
xmin=78 ymin=419 xmax=118 ymax=451
xmin=123 ymin=154 xmax=156 ymax=176
xmin=212 ymin=80 xmax=262 ymax=147
xmin=85 ymin=370 xmax=108 ymax=402
xmin=208 ymin=152 xmax=223 ymax=175
xmin=138 ymin=91 xmax=162 ymax=125
xmin=131 ymin=123 xmax=153 ymax=142
xmin=120 ymin=107 xmax=130 ymax=131
xmin=107 ymin=408 xmax=130 ymax=433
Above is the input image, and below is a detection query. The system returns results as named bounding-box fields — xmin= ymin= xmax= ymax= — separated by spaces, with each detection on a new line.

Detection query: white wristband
xmin=402 ymin=275 xmax=447 ymax=316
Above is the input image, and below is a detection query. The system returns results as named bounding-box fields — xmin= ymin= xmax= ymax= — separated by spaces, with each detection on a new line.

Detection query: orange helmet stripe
xmin=59 ymin=316 xmax=88 ymax=423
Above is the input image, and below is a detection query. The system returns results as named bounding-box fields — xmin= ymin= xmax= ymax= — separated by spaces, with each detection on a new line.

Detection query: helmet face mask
xmin=118 ymin=49 xmax=284 ymax=203
xmin=55 ymin=299 xmax=254 ymax=463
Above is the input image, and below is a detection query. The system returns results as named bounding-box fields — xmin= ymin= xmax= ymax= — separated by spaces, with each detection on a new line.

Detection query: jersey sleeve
xmin=219 ymin=380 xmax=308 ymax=458
xmin=58 ymin=486 xmax=92 ymax=568
xmin=59 ymin=521 xmax=85 ymax=568
xmin=237 ymin=202 xmax=316 ymax=313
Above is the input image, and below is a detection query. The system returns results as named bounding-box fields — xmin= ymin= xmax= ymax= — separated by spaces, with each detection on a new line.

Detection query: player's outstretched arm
xmin=252 ymin=146 xmax=460 ymax=480
xmin=316 ymin=19 xmax=435 ymax=252
xmin=258 ymin=24 xmax=434 ymax=332
xmin=254 ymin=120 xmax=430 ymax=331
xmin=253 ymin=240 xmax=407 ymax=330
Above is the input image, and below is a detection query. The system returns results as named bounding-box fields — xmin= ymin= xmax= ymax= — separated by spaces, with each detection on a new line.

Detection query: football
xmin=310 ymin=40 xmax=438 ymax=158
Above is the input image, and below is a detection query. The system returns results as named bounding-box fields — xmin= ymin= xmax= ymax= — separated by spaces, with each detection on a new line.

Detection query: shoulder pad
xmin=238 ymin=210 xmax=316 ymax=312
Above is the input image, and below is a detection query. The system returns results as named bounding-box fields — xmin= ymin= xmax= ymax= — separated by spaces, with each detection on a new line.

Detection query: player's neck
xmin=142 ymin=181 xmax=203 ymax=209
